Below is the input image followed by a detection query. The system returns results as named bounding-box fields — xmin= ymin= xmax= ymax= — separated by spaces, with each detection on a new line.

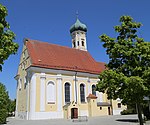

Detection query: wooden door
xmin=71 ymin=108 xmax=78 ymax=119
xmin=74 ymin=108 xmax=78 ymax=118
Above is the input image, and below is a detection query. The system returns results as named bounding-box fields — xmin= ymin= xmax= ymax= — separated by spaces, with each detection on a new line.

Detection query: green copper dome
xmin=70 ymin=18 xmax=87 ymax=33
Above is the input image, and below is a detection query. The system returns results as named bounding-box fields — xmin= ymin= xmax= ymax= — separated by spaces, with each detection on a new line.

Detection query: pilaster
xmin=40 ymin=73 xmax=46 ymax=111
xmin=87 ymin=78 xmax=91 ymax=94
xmin=73 ymin=76 xmax=78 ymax=103
xmin=15 ymin=79 xmax=19 ymax=118
xmin=29 ymin=73 xmax=36 ymax=119
xmin=56 ymin=74 xmax=62 ymax=112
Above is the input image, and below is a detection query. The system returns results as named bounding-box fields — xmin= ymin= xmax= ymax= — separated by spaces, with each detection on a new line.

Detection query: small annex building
xmin=15 ymin=18 xmax=126 ymax=120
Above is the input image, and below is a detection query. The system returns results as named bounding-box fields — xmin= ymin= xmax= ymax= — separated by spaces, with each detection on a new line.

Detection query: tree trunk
xmin=136 ymin=103 xmax=144 ymax=125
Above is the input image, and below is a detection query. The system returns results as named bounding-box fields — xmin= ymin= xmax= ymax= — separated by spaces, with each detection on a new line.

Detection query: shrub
xmin=0 ymin=108 xmax=8 ymax=124
xmin=121 ymin=109 xmax=136 ymax=115
xmin=143 ymin=106 xmax=150 ymax=120
xmin=0 ymin=83 xmax=9 ymax=124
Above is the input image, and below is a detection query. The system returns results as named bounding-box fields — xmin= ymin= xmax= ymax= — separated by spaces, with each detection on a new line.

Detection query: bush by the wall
xmin=143 ymin=106 xmax=150 ymax=120
xmin=121 ymin=109 xmax=136 ymax=115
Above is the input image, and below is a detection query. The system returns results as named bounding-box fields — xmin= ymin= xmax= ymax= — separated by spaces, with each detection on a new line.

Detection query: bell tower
xmin=70 ymin=18 xmax=87 ymax=51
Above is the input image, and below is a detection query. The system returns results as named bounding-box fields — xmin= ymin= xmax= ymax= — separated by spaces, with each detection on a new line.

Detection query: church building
xmin=15 ymin=18 xmax=126 ymax=120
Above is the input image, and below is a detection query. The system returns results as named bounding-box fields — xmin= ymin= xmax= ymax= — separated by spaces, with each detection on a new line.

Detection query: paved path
xmin=3 ymin=115 xmax=150 ymax=125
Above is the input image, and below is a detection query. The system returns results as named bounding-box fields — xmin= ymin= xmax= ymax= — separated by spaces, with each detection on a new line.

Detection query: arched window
xmin=73 ymin=41 xmax=76 ymax=47
xmin=92 ymin=84 xmax=96 ymax=96
xmin=24 ymin=76 xmax=27 ymax=89
xmin=82 ymin=41 xmax=84 ymax=46
xmin=80 ymin=84 xmax=85 ymax=102
xmin=77 ymin=41 xmax=79 ymax=46
xmin=118 ymin=103 xmax=121 ymax=108
xmin=65 ymin=82 xmax=70 ymax=103
xmin=19 ymin=78 xmax=22 ymax=90
xmin=47 ymin=81 xmax=55 ymax=103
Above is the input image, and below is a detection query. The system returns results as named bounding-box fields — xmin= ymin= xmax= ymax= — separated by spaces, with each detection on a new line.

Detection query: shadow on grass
xmin=116 ymin=119 xmax=138 ymax=123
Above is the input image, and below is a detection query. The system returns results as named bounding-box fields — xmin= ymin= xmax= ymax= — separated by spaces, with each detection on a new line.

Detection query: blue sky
xmin=0 ymin=0 xmax=150 ymax=99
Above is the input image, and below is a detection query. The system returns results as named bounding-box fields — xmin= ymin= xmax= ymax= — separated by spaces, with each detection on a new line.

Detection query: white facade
xmin=20 ymin=67 xmax=100 ymax=120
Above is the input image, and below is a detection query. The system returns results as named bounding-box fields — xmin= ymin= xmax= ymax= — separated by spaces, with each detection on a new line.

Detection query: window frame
xmin=80 ymin=83 xmax=85 ymax=103
xmin=47 ymin=81 xmax=55 ymax=104
xmin=65 ymin=82 xmax=71 ymax=103
xmin=92 ymin=84 xmax=96 ymax=96
xmin=81 ymin=41 xmax=84 ymax=46
xmin=77 ymin=41 xmax=79 ymax=46
xmin=73 ymin=41 xmax=76 ymax=47
xmin=117 ymin=103 xmax=121 ymax=108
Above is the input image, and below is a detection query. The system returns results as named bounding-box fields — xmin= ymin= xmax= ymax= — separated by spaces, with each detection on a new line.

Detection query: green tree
xmin=7 ymin=99 xmax=16 ymax=116
xmin=0 ymin=4 xmax=19 ymax=71
xmin=96 ymin=16 xmax=150 ymax=125
xmin=0 ymin=83 xmax=9 ymax=124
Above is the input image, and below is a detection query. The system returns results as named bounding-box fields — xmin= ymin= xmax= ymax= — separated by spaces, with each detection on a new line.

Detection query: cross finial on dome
xmin=76 ymin=10 xmax=79 ymax=19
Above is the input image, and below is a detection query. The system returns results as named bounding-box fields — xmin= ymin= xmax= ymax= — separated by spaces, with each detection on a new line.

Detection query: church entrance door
xmin=71 ymin=108 xmax=78 ymax=119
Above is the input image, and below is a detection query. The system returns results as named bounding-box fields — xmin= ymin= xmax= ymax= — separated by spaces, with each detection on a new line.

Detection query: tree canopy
xmin=0 ymin=3 xmax=18 ymax=123
xmin=0 ymin=4 xmax=19 ymax=71
xmin=96 ymin=16 xmax=150 ymax=125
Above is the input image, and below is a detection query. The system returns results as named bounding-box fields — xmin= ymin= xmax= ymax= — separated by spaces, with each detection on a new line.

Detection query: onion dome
xmin=70 ymin=18 xmax=87 ymax=33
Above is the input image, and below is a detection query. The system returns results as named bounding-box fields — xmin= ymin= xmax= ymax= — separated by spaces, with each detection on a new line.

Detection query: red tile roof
xmin=97 ymin=62 xmax=106 ymax=71
xmin=87 ymin=94 xmax=97 ymax=99
xmin=26 ymin=39 xmax=105 ymax=74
